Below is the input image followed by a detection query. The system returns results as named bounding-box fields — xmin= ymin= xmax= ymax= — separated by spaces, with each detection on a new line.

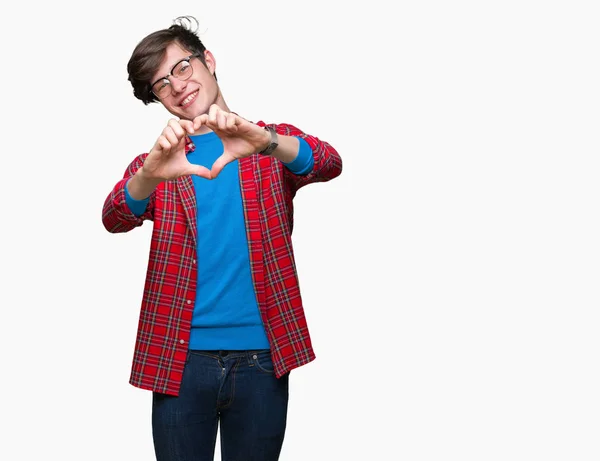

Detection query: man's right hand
xmin=140 ymin=119 xmax=212 ymax=182
xmin=126 ymin=119 xmax=212 ymax=201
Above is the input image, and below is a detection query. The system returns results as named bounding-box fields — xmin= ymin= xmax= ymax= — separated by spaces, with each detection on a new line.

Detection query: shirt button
xmin=180 ymin=339 xmax=185 ymax=344
xmin=193 ymin=260 xmax=196 ymax=264
xmin=187 ymin=300 xmax=192 ymax=304
xmin=252 ymin=354 xmax=257 ymax=360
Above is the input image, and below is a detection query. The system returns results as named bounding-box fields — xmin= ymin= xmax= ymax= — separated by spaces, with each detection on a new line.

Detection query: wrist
xmin=259 ymin=128 xmax=271 ymax=152
xmin=258 ymin=126 xmax=279 ymax=156
xmin=137 ymin=166 xmax=161 ymax=184
xmin=128 ymin=167 xmax=162 ymax=200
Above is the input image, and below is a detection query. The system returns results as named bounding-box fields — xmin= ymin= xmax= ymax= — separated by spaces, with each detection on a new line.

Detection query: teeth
xmin=182 ymin=91 xmax=198 ymax=106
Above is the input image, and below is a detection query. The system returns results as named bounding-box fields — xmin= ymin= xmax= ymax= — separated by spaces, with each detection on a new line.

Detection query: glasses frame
xmin=150 ymin=54 xmax=201 ymax=99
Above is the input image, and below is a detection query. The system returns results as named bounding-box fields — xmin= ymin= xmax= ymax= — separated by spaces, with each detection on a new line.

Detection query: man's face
xmin=151 ymin=42 xmax=220 ymax=120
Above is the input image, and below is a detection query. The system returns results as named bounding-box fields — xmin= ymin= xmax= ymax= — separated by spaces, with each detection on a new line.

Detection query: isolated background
xmin=1 ymin=1 xmax=599 ymax=460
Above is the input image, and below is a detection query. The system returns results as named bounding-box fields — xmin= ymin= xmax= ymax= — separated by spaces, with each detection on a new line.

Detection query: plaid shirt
xmin=102 ymin=122 xmax=342 ymax=396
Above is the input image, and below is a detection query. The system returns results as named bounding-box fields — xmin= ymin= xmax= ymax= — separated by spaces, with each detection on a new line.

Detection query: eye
xmin=154 ymin=79 xmax=170 ymax=93
xmin=176 ymin=61 xmax=191 ymax=76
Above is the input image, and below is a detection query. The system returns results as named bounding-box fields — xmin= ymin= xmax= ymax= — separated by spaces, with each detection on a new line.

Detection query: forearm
xmin=278 ymin=124 xmax=343 ymax=191
xmin=103 ymin=177 xmax=149 ymax=233
xmin=102 ymin=154 xmax=156 ymax=233
xmin=126 ymin=166 xmax=163 ymax=200
xmin=266 ymin=134 xmax=300 ymax=164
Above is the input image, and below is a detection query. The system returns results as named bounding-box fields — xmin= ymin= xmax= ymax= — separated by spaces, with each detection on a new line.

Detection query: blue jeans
xmin=152 ymin=349 xmax=289 ymax=461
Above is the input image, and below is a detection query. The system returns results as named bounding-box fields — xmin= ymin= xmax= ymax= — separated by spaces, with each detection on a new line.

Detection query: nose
xmin=170 ymin=77 xmax=187 ymax=94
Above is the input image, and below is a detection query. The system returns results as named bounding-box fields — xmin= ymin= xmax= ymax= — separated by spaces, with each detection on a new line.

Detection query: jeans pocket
xmin=251 ymin=350 xmax=275 ymax=374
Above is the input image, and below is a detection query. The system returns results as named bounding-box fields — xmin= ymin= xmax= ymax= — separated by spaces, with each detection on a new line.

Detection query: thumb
xmin=178 ymin=134 xmax=189 ymax=151
xmin=186 ymin=164 xmax=213 ymax=180
xmin=210 ymin=154 xmax=232 ymax=179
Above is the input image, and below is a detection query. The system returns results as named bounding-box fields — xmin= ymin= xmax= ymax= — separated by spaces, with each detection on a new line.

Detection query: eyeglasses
xmin=150 ymin=55 xmax=200 ymax=99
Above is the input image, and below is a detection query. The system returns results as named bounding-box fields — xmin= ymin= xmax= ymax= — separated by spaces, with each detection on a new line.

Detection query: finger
xmin=177 ymin=134 xmax=188 ymax=150
xmin=163 ymin=126 xmax=179 ymax=147
xmin=210 ymin=154 xmax=232 ymax=179
xmin=194 ymin=114 xmax=208 ymax=132
xmin=179 ymin=119 xmax=195 ymax=135
xmin=225 ymin=112 xmax=238 ymax=131
xmin=208 ymin=104 xmax=220 ymax=124
xmin=192 ymin=114 xmax=208 ymax=131
xmin=216 ymin=109 xmax=228 ymax=130
xmin=186 ymin=164 xmax=213 ymax=180
xmin=168 ymin=119 xmax=187 ymax=140
xmin=156 ymin=135 xmax=171 ymax=153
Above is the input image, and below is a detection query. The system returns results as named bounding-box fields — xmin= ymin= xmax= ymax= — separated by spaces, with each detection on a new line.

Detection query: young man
xmin=102 ymin=16 xmax=342 ymax=461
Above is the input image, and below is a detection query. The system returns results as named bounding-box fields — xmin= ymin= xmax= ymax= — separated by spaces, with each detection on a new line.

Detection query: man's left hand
xmin=192 ymin=104 xmax=270 ymax=178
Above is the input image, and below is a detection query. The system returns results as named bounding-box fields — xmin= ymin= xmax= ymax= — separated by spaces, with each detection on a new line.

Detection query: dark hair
xmin=127 ymin=16 xmax=215 ymax=104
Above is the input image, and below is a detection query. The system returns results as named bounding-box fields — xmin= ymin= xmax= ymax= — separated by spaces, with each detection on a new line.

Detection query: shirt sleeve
xmin=281 ymin=137 xmax=314 ymax=176
xmin=125 ymin=179 xmax=150 ymax=217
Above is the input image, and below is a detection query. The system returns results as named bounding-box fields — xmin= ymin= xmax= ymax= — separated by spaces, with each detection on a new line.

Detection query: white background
xmin=1 ymin=0 xmax=599 ymax=460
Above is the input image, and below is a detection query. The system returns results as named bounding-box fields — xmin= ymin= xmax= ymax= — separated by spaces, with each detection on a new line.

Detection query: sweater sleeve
xmin=275 ymin=123 xmax=342 ymax=194
xmin=270 ymin=122 xmax=343 ymax=193
xmin=124 ymin=179 xmax=151 ymax=217
xmin=102 ymin=153 xmax=156 ymax=233
xmin=281 ymin=137 xmax=314 ymax=176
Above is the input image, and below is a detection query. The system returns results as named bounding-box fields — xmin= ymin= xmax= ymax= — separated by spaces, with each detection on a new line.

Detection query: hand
xmin=192 ymin=105 xmax=271 ymax=178
xmin=141 ymin=119 xmax=213 ymax=181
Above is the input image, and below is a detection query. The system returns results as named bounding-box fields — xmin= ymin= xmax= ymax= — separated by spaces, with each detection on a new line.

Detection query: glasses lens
xmin=152 ymin=79 xmax=170 ymax=99
xmin=174 ymin=59 xmax=193 ymax=80
xmin=151 ymin=58 xmax=194 ymax=99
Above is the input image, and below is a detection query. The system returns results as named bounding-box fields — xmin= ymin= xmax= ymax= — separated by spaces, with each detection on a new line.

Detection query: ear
xmin=203 ymin=50 xmax=216 ymax=76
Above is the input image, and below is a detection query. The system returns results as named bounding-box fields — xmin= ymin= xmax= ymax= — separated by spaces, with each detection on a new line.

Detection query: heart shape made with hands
xmin=179 ymin=106 xmax=270 ymax=179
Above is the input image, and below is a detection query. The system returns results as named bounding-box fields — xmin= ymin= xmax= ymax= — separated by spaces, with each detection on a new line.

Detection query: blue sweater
xmin=126 ymin=132 xmax=313 ymax=350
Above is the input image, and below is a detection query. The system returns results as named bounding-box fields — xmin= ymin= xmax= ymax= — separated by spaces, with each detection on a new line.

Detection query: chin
xmin=173 ymin=107 xmax=200 ymax=121
xmin=183 ymin=101 xmax=210 ymax=119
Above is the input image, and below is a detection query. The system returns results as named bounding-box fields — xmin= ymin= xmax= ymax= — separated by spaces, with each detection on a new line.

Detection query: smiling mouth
xmin=180 ymin=90 xmax=199 ymax=107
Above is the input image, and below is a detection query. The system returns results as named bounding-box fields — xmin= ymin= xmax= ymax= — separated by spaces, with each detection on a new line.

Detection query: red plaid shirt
xmin=102 ymin=122 xmax=342 ymax=396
